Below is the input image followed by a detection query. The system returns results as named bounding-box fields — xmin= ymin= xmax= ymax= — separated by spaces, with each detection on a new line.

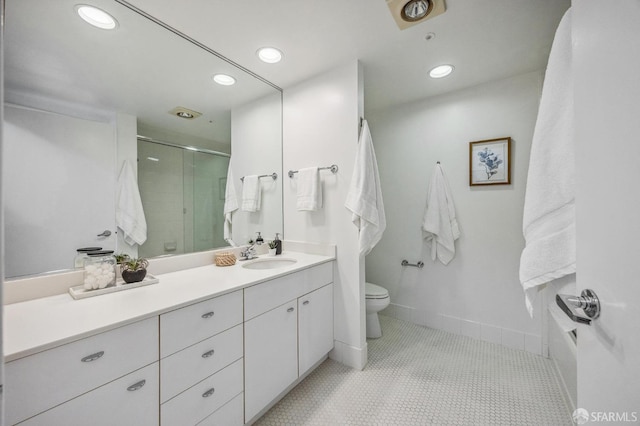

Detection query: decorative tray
xmin=69 ymin=274 xmax=159 ymax=300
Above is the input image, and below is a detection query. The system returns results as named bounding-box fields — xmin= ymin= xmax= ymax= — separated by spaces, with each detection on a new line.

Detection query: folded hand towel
xmin=422 ymin=163 xmax=459 ymax=265
xmin=520 ymin=9 xmax=575 ymax=316
xmin=241 ymin=175 xmax=261 ymax=212
xmin=223 ymin=162 xmax=238 ymax=241
xmin=345 ymin=120 xmax=386 ymax=256
xmin=116 ymin=160 xmax=147 ymax=246
xmin=296 ymin=167 xmax=322 ymax=211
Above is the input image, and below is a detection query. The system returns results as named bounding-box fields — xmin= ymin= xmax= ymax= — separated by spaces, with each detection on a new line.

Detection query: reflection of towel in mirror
xmin=296 ymin=167 xmax=322 ymax=211
xmin=116 ymin=160 xmax=147 ymax=246
xmin=241 ymin=175 xmax=261 ymax=212
xmin=345 ymin=120 xmax=386 ymax=256
xmin=520 ymin=9 xmax=575 ymax=317
xmin=223 ymin=163 xmax=238 ymax=241
xmin=422 ymin=164 xmax=459 ymax=265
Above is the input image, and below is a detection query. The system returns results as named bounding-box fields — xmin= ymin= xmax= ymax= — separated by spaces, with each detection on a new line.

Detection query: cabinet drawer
xmin=196 ymin=393 xmax=244 ymax=426
xmin=244 ymin=262 xmax=333 ymax=320
xmin=161 ymin=290 xmax=243 ymax=357
xmin=5 ymin=317 xmax=158 ymax=425
xmin=161 ymin=358 xmax=243 ymax=426
xmin=19 ymin=363 xmax=159 ymax=426
xmin=161 ymin=324 xmax=243 ymax=403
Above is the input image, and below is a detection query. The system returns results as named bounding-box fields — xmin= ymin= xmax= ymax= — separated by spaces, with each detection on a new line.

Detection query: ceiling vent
xmin=169 ymin=106 xmax=202 ymax=120
xmin=386 ymin=0 xmax=446 ymax=30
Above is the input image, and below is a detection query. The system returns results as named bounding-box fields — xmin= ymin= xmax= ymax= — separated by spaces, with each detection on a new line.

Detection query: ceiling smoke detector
xmin=386 ymin=0 xmax=446 ymax=30
xmin=169 ymin=107 xmax=202 ymax=120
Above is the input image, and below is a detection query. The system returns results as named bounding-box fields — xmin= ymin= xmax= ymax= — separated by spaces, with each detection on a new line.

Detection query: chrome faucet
xmin=240 ymin=244 xmax=257 ymax=260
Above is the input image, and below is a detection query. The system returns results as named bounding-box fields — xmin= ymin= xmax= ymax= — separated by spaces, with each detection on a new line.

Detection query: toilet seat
xmin=366 ymin=282 xmax=389 ymax=300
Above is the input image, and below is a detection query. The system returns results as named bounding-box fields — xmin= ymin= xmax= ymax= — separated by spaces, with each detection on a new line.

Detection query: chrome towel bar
xmin=288 ymin=164 xmax=338 ymax=178
xmin=401 ymin=260 xmax=424 ymax=268
xmin=240 ymin=172 xmax=278 ymax=182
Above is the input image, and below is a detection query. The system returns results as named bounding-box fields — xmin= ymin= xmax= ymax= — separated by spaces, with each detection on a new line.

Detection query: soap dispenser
xmin=255 ymin=232 xmax=264 ymax=245
xmin=275 ymin=233 xmax=282 ymax=255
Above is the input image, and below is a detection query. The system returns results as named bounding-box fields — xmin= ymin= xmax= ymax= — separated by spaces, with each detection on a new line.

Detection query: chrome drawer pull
xmin=287 ymin=307 xmax=294 ymax=313
xmin=127 ymin=380 xmax=146 ymax=392
xmin=201 ymin=311 xmax=215 ymax=319
xmin=302 ymin=300 xmax=310 ymax=305
xmin=81 ymin=351 xmax=104 ymax=363
xmin=202 ymin=349 xmax=215 ymax=358
xmin=202 ymin=388 xmax=215 ymax=398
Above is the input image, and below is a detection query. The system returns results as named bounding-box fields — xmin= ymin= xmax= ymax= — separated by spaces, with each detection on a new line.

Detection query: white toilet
xmin=365 ymin=282 xmax=390 ymax=338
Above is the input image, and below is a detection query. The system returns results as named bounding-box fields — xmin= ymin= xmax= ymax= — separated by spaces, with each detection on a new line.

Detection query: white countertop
xmin=4 ymin=251 xmax=334 ymax=362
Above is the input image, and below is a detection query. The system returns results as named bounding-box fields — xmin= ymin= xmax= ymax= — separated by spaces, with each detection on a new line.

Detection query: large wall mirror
xmin=3 ymin=0 xmax=283 ymax=278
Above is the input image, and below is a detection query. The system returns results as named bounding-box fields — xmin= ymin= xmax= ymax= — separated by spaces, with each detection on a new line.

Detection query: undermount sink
xmin=242 ymin=258 xmax=297 ymax=270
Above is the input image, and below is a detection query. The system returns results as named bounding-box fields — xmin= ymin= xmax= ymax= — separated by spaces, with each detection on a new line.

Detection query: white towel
xmin=520 ymin=9 xmax=575 ymax=316
xmin=223 ymin=162 xmax=238 ymax=241
xmin=345 ymin=120 xmax=386 ymax=256
xmin=296 ymin=167 xmax=322 ymax=211
xmin=241 ymin=175 xmax=261 ymax=212
xmin=422 ymin=164 xmax=459 ymax=265
xmin=116 ymin=160 xmax=147 ymax=246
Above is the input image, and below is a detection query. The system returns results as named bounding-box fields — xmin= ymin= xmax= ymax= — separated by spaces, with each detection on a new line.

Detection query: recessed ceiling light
xmin=257 ymin=47 xmax=283 ymax=64
xmin=213 ymin=74 xmax=236 ymax=86
xmin=402 ymin=0 xmax=432 ymax=22
xmin=169 ymin=106 xmax=202 ymax=120
xmin=429 ymin=64 xmax=454 ymax=79
xmin=75 ymin=5 xmax=118 ymax=30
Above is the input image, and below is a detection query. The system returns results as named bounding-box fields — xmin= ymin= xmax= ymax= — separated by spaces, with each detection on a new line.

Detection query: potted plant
xmin=120 ymin=257 xmax=149 ymax=284
xmin=114 ymin=253 xmax=130 ymax=264
xmin=267 ymin=240 xmax=277 ymax=256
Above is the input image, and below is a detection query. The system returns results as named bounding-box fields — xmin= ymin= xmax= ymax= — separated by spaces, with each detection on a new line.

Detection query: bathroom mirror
xmin=3 ymin=0 xmax=283 ymax=278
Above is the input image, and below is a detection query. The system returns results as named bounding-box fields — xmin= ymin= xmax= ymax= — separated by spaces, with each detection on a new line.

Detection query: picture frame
xmin=469 ymin=137 xmax=511 ymax=186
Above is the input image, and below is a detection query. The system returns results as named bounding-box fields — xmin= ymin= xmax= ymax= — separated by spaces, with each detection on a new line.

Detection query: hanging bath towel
xmin=116 ymin=160 xmax=147 ymax=246
xmin=520 ymin=9 xmax=575 ymax=316
xmin=422 ymin=163 xmax=459 ymax=265
xmin=345 ymin=120 xmax=386 ymax=256
xmin=241 ymin=175 xmax=261 ymax=212
xmin=296 ymin=167 xmax=322 ymax=211
xmin=223 ymin=161 xmax=238 ymax=242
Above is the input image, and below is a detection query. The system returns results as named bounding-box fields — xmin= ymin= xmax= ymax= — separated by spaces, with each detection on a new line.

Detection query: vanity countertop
xmin=4 ymin=251 xmax=335 ymax=362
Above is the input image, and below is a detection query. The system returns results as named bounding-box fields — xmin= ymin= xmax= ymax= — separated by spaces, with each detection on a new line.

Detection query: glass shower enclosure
xmin=137 ymin=138 xmax=230 ymax=259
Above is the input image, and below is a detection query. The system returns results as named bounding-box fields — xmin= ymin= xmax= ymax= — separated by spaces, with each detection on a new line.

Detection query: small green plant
xmin=120 ymin=257 xmax=148 ymax=272
xmin=114 ymin=253 xmax=131 ymax=264
xmin=268 ymin=240 xmax=277 ymax=249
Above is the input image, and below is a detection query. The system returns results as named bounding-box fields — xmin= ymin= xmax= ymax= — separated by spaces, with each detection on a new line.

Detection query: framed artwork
xmin=469 ymin=137 xmax=511 ymax=186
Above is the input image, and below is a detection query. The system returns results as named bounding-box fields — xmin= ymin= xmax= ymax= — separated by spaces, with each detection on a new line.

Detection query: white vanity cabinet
xmin=5 ymin=317 xmax=159 ymax=425
xmin=298 ymin=283 xmax=334 ymax=376
xmin=244 ymin=262 xmax=334 ymax=422
xmin=244 ymin=300 xmax=299 ymax=420
xmin=159 ymin=290 xmax=244 ymax=426
xmin=18 ymin=363 xmax=159 ymax=426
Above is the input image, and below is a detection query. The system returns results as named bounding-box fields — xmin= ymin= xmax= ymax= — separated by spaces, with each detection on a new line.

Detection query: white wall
xmin=283 ymin=61 xmax=367 ymax=369
xmin=366 ymin=71 xmax=545 ymax=354
xmin=231 ymin=92 xmax=283 ymax=245
xmin=4 ymin=105 xmax=116 ymax=277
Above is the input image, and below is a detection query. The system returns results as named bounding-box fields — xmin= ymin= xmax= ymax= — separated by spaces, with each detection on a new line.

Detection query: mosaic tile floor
xmin=254 ymin=315 xmax=572 ymax=425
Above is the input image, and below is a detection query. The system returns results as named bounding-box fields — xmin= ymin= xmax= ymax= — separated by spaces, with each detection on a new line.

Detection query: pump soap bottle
xmin=275 ymin=233 xmax=282 ymax=255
